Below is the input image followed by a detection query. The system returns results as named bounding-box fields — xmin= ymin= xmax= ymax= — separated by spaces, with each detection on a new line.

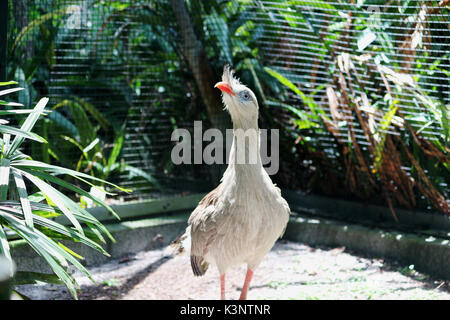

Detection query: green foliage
xmin=102 ymin=278 xmax=119 ymax=287
xmin=0 ymin=82 xmax=124 ymax=299
xmin=6 ymin=0 xmax=449 ymax=214
xmin=372 ymin=100 xmax=399 ymax=174
xmin=7 ymin=2 xmax=161 ymax=196
xmin=261 ymin=1 xmax=449 ymax=213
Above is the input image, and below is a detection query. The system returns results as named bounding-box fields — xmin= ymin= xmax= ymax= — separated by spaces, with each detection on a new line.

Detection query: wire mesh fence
xmin=7 ymin=0 xmax=215 ymax=202
xmin=246 ymin=0 xmax=449 ymax=216
xmin=4 ymin=0 xmax=449 ymax=218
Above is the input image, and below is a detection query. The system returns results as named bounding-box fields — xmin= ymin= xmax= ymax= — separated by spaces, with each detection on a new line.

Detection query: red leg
xmin=239 ymin=269 xmax=254 ymax=300
xmin=220 ymin=274 xmax=226 ymax=300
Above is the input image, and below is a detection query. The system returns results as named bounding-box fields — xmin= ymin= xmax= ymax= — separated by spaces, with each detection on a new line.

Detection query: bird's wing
xmin=275 ymin=186 xmax=291 ymax=238
xmin=188 ymin=184 xmax=224 ymax=275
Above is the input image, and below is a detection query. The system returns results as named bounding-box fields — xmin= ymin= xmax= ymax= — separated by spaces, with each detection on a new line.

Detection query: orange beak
xmin=214 ymin=81 xmax=236 ymax=96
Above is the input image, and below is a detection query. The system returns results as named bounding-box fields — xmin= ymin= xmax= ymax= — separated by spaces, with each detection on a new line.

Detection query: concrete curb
xmin=283 ymin=190 xmax=450 ymax=235
xmin=284 ymin=215 xmax=450 ymax=280
xmin=10 ymin=211 xmax=450 ymax=280
xmin=10 ymin=213 xmax=189 ymax=274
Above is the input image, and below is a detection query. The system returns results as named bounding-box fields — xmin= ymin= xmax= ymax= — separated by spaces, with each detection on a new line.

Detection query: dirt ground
xmin=17 ymin=240 xmax=450 ymax=300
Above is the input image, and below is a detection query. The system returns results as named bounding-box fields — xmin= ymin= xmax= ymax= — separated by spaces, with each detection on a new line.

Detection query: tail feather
xmin=191 ymin=255 xmax=209 ymax=276
xmin=168 ymin=226 xmax=191 ymax=256
xmin=169 ymin=226 xmax=209 ymax=276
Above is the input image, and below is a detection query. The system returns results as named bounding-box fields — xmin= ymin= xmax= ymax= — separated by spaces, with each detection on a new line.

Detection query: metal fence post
xmin=0 ymin=0 xmax=8 ymax=82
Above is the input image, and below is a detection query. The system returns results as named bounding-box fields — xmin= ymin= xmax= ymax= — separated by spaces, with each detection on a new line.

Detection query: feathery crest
xmin=222 ymin=64 xmax=241 ymax=90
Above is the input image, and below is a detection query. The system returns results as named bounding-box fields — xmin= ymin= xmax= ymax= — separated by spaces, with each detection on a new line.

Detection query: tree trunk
xmin=170 ymin=0 xmax=230 ymax=134
xmin=13 ymin=0 xmax=33 ymax=60
xmin=0 ymin=0 xmax=8 ymax=81
xmin=170 ymin=0 xmax=231 ymax=183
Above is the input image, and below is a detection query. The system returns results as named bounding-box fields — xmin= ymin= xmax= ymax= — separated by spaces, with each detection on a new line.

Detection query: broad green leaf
xmin=264 ymin=67 xmax=304 ymax=97
xmin=0 ymin=109 xmax=46 ymax=115
xmin=268 ymin=99 xmax=320 ymax=126
xmin=83 ymin=138 xmax=100 ymax=154
xmin=0 ymin=100 xmax=24 ymax=107
xmin=1 ymin=134 xmax=10 ymax=155
xmin=0 ymin=87 xmax=24 ymax=97
xmin=13 ymin=271 xmax=63 ymax=285
xmin=125 ymin=165 xmax=159 ymax=188
xmin=29 ymin=169 xmax=120 ymax=220
xmin=0 ymin=81 xmax=18 ymax=86
xmin=18 ymin=169 xmax=115 ymax=242
xmin=7 ymin=97 xmax=49 ymax=157
xmin=0 ymin=222 xmax=12 ymax=272
xmin=12 ymin=159 xmax=129 ymax=193
xmin=0 ymin=125 xmax=46 ymax=143
xmin=18 ymin=170 xmax=85 ymax=236
xmin=58 ymin=242 xmax=84 ymax=260
xmin=2 ymin=213 xmax=79 ymax=298
xmin=11 ymin=169 xmax=34 ymax=229
xmin=106 ymin=128 xmax=125 ymax=175
xmin=2 ymin=211 xmax=95 ymax=287
xmin=245 ymin=59 xmax=266 ymax=104
xmin=0 ymin=158 xmax=10 ymax=201
xmin=0 ymin=202 xmax=108 ymax=253
xmin=84 ymin=221 xmax=106 ymax=244
xmin=264 ymin=67 xmax=328 ymax=120
xmin=47 ymin=110 xmax=80 ymax=139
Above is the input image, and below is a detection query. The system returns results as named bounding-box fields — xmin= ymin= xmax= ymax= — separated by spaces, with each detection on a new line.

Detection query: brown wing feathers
xmin=170 ymin=184 xmax=221 ymax=276
xmin=191 ymin=255 xmax=209 ymax=276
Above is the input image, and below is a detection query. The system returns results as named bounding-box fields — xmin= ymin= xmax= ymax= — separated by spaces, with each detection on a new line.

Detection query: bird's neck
xmin=223 ymin=117 xmax=265 ymax=184
xmin=231 ymin=114 xmax=258 ymax=132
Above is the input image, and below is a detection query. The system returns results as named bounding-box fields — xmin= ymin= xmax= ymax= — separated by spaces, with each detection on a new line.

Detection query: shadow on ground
xmin=16 ymin=240 xmax=450 ymax=300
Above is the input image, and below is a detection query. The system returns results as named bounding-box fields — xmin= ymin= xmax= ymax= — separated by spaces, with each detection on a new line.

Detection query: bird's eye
xmin=240 ymin=91 xmax=251 ymax=101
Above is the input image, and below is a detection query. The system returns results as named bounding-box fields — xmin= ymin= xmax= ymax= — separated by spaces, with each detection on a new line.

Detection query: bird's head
xmin=214 ymin=65 xmax=259 ymax=129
